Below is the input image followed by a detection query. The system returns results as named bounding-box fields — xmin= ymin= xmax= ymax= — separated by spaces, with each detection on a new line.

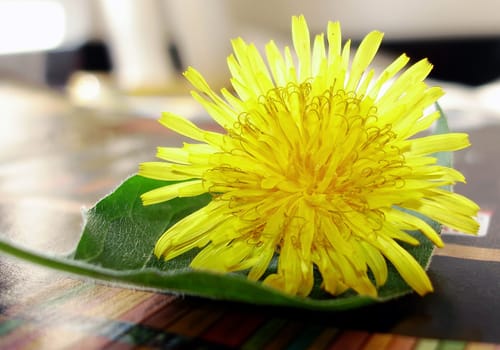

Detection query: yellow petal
xmin=156 ymin=147 xmax=189 ymax=164
xmin=139 ymin=162 xmax=206 ymax=181
xmin=359 ymin=241 xmax=388 ymax=287
xmin=374 ymin=235 xmax=433 ymax=296
xmin=154 ymin=201 xmax=227 ymax=259
xmin=292 ymin=15 xmax=311 ymax=81
xmin=368 ymin=54 xmax=409 ymax=99
xmin=408 ymin=133 xmax=470 ymax=156
xmin=159 ymin=112 xmax=223 ymax=144
xmin=311 ymin=33 xmax=326 ymax=76
xmin=346 ymin=30 xmax=383 ymax=92
xmin=386 ymin=208 xmax=444 ymax=247
xmin=327 ymin=21 xmax=342 ymax=61
xmin=377 ymin=58 xmax=433 ymax=109
xmin=265 ymin=40 xmax=288 ymax=86
xmin=141 ymin=180 xmax=205 ymax=206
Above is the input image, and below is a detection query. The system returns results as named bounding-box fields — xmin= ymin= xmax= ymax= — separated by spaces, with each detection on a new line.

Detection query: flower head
xmin=139 ymin=16 xmax=479 ymax=298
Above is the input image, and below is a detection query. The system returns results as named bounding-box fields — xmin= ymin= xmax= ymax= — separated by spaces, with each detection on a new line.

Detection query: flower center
xmin=208 ymin=82 xmax=406 ymax=218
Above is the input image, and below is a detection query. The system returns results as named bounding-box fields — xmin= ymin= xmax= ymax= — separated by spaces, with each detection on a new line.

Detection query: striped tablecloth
xmin=2 ymin=277 xmax=499 ymax=349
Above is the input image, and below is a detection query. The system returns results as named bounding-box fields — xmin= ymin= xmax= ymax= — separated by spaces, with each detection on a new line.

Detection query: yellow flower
xmin=139 ymin=15 xmax=479 ymax=298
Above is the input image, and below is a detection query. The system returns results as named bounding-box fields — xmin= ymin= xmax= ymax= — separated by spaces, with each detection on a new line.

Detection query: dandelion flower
xmin=139 ymin=15 xmax=479 ymax=298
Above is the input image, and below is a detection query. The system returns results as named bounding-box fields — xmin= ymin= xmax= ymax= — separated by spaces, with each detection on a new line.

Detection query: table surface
xmin=0 ymin=82 xmax=499 ymax=350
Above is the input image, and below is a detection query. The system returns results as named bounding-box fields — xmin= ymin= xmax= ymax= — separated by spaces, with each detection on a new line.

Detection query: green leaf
xmin=0 ymin=174 xmax=436 ymax=311
xmin=73 ymin=176 xmax=211 ymax=270
xmin=0 ymin=108 xmax=451 ymax=311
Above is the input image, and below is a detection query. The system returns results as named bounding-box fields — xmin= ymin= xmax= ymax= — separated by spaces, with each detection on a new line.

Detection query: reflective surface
xmin=0 ymin=81 xmax=499 ymax=349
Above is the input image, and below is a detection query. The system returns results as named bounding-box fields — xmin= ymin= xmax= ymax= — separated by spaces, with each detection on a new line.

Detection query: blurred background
xmin=0 ymin=0 xmax=499 ymax=123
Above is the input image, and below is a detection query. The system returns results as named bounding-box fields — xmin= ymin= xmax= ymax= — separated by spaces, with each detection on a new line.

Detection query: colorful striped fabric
xmin=1 ymin=277 xmax=499 ymax=349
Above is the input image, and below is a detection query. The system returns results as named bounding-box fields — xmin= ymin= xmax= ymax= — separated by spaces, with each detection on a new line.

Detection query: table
xmin=0 ymin=81 xmax=499 ymax=349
